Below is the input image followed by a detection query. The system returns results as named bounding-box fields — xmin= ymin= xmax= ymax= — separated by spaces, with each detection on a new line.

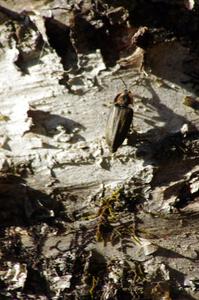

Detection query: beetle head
xmin=114 ymin=90 xmax=133 ymax=106
xmin=113 ymin=77 xmax=134 ymax=106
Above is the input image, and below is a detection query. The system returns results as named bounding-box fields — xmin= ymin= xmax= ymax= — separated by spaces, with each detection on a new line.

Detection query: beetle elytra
xmin=105 ymin=79 xmax=134 ymax=152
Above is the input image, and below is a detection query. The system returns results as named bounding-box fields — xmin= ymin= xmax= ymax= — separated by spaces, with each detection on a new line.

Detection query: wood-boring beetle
xmin=105 ymin=79 xmax=134 ymax=152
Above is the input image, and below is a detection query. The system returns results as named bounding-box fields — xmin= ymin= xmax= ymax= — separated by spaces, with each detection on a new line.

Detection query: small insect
xmin=105 ymin=79 xmax=134 ymax=152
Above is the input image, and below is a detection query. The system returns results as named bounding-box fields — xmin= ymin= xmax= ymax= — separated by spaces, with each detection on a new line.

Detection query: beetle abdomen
xmin=106 ymin=104 xmax=133 ymax=153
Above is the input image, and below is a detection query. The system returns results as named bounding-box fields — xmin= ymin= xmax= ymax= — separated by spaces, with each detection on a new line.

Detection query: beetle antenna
xmin=119 ymin=78 xmax=128 ymax=90
xmin=112 ymin=77 xmax=129 ymax=90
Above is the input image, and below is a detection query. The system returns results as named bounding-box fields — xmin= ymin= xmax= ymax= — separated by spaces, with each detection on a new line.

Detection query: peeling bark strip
xmin=1 ymin=0 xmax=199 ymax=299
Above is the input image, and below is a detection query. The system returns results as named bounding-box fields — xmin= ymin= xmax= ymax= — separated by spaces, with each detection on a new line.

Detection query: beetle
xmin=105 ymin=80 xmax=134 ymax=152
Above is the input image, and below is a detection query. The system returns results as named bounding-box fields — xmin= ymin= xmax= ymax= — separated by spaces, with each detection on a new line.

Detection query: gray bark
xmin=0 ymin=1 xmax=199 ymax=299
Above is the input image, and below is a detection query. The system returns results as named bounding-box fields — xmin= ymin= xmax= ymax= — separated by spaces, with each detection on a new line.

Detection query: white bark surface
xmin=1 ymin=1 xmax=199 ymax=299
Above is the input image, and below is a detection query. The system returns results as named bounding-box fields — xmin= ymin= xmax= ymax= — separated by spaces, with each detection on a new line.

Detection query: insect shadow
xmin=127 ymin=77 xmax=198 ymax=157
xmin=127 ymin=77 xmax=199 ymax=204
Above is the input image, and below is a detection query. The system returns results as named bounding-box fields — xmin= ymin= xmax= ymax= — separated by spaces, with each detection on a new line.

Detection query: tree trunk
xmin=0 ymin=1 xmax=199 ymax=299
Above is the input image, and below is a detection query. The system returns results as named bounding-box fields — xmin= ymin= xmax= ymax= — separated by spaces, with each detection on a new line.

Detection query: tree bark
xmin=0 ymin=1 xmax=199 ymax=299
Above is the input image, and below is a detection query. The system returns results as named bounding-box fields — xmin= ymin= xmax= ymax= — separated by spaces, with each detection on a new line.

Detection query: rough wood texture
xmin=0 ymin=1 xmax=199 ymax=299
